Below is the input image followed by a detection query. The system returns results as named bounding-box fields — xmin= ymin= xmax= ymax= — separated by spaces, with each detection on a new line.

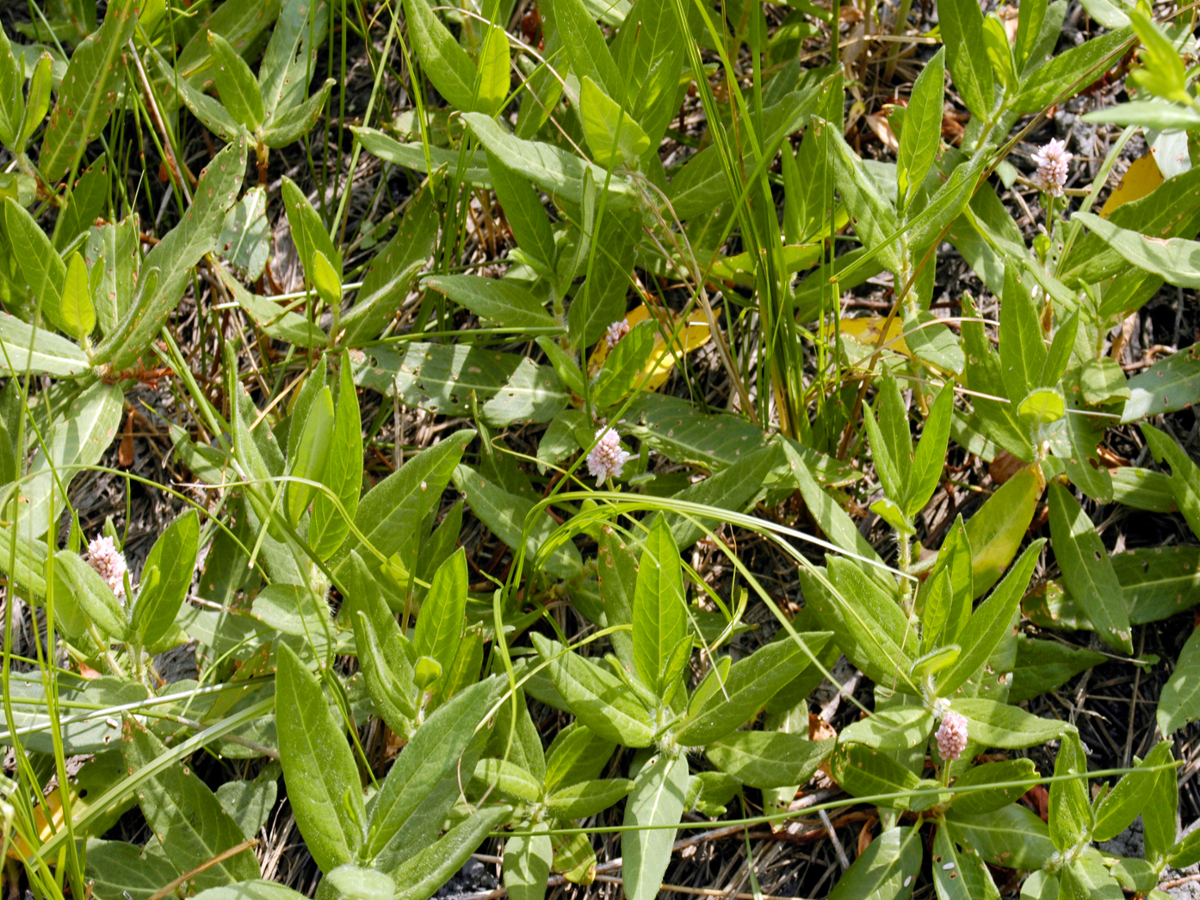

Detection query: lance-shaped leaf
xmin=39 ymin=0 xmax=139 ymax=182
xmin=132 ymin=510 xmax=199 ymax=648
xmin=209 ymin=31 xmax=264 ymax=131
xmin=281 ymin=176 xmax=341 ymax=278
xmin=121 ymin=718 xmax=260 ymax=890
xmin=937 ymin=0 xmax=995 ymax=118
xmin=545 ymin=778 xmax=635 ymax=818
xmin=475 ymin=26 xmax=510 ymax=117
xmin=934 ymin=821 xmax=1000 ymax=900
xmin=674 ymin=632 xmax=832 ymax=746
xmin=261 ymin=78 xmax=336 ymax=147
xmin=579 ymin=76 xmax=651 ymax=169
xmin=308 ymin=355 xmax=363 ymax=558
xmin=60 ymin=252 xmax=95 ymax=341
xmin=944 ymin=805 xmax=1056 ymax=870
xmin=0 ymin=313 xmax=90 ymax=376
xmin=1048 ymin=482 xmax=1132 ymax=653
xmin=4 ymin=197 xmax=68 ymax=332
xmin=827 ymin=827 xmax=921 ymax=900
xmin=936 ymin=539 xmax=1044 ymax=697
xmin=1092 ymin=740 xmax=1173 ymax=842
xmin=950 ymin=758 xmax=1038 ymax=815
xmin=952 ymin=698 xmax=1071 ymax=749
xmin=388 ymin=806 xmax=513 ymax=896
xmin=705 ymin=733 xmax=832 ymax=789
xmin=531 ymin=633 xmax=655 ymax=747
xmin=95 ymin=138 xmax=247 ymax=371
xmin=631 ymin=516 xmax=687 ymax=698
xmin=1141 ymin=424 xmax=1200 ymax=542
xmin=50 ymin=550 xmax=127 ymax=642
xmin=1159 ymin=625 xmax=1200 ymax=737
xmin=276 ymin=644 xmax=364 ymax=872
xmin=401 ymin=0 xmax=477 ymax=111
xmin=963 ymin=466 xmax=1042 ymax=597
xmin=504 ymin=822 xmax=552 ymax=900
xmin=897 ymin=47 xmax=944 ymax=207
xmin=366 ymin=678 xmax=493 ymax=860
xmin=622 ymin=753 xmax=689 ymax=900
xmin=346 ymin=553 xmax=417 ymax=735
xmin=413 ymin=548 xmax=468 ymax=695
xmin=287 ymin=385 xmax=333 ymax=525
xmin=838 ymin=708 xmax=933 ymax=751
xmin=422 ymin=274 xmax=559 ymax=332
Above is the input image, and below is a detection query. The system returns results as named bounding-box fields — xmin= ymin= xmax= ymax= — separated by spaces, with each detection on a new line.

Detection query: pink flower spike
xmin=936 ymin=710 xmax=969 ymax=763
xmin=1033 ymin=138 xmax=1073 ymax=197
xmin=587 ymin=427 xmax=633 ymax=482
xmin=85 ymin=535 xmax=128 ymax=602
xmin=605 ymin=318 xmax=631 ymax=350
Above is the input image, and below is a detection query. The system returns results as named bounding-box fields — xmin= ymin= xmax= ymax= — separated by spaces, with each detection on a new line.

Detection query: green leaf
xmin=1076 ymin=209 xmax=1200 ymax=288
xmin=309 ymin=355 xmax=363 ymax=559
xmin=705 ymin=733 xmax=831 ymax=789
xmin=1093 ymin=740 xmax=1173 ymax=842
xmin=85 ymin=839 xmax=181 ymax=900
xmin=50 ymin=549 xmax=127 ymax=641
xmin=1018 ymin=388 xmax=1065 ymax=426
xmin=862 ymin=399 xmax=904 ymax=510
xmin=1013 ymin=27 xmax=1132 ymax=114
xmin=209 ymin=31 xmax=265 ymax=131
xmin=999 ymin=266 xmax=1046 ymax=404
xmin=937 ymin=0 xmax=995 ymax=118
xmin=544 ymin=724 xmax=616 ymax=792
xmin=18 ymin=53 xmax=52 ymax=151
xmin=631 ymin=515 xmax=687 ymax=698
xmin=316 ymin=866 xmax=396 ymax=900
xmin=0 ymin=29 xmax=22 ymax=148
xmin=388 ymin=805 xmax=513 ymax=897
xmin=4 ymin=197 xmax=68 ymax=332
xmin=1008 ymin=637 xmax=1105 ymax=703
xmin=452 ymin=463 xmax=581 ymax=579
xmin=366 ymin=678 xmax=493 ymax=860
xmin=121 ymin=719 xmax=261 ymax=890
xmin=276 ymin=644 xmax=364 ymax=872
xmin=338 ymin=187 xmax=438 ymax=346
xmin=346 ymin=554 xmax=417 ymax=733
xmin=1127 ymin=8 xmax=1189 ymax=102
xmin=531 ymin=633 xmax=655 ymax=747
xmin=258 ymin=0 xmax=327 ymax=118
xmin=1159 ymin=623 xmax=1200 ymax=736
xmin=1142 ymin=428 xmax=1200 ymax=547
xmin=504 ymin=822 xmax=552 ymax=900
xmin=951 ymin=698 xmax=1070 ymax=750
xmin=281 ymin=176 xmax=341 ymax=281
xmin=1122 ymin=345 xmax=1200 ymax=423
xmin=287 ymin=385 xmax=333 ymax=526
xmin=934 ymin=820 xmax=1000 ymax=900
xmin=133 ymin=510 xmax=199 ymax=648
xmin=919 ymin=516 xmax=973 ymax=655
xmin=1047 ymin=729 xmax=1089 ymax=852
xmin=59 ymin=251 xmax=95 ymax=341
xmin=1142 ymin=741 xmax=1178 ymax=866
xmin=674 ymin=632 xmax=832 ymax=746
xmin=579 ymin=76 xmax=651 ymax=169
xmin=311 ymin=250 xmax=343 ymax=307
xmin=335 ymin=428 xmax=473 ymax=584
xmin=475 ymin=26 xmax=510 ymax=117
xmin=549 ymin=0 xmax=624 ymax=99
xmin=839 ymin=708 xmax=934 ymax=751
xmin=963 ymin=466 xmax=1042 ymax=597
xmin=897 ymin=47 xmax=944 ymax=207
xmin=804 ymin=558 xmax=916 ymax=690
xmin=945 ymin=804 xmax=1055 ymax=870
xmin=463 ymin=113 xmax=638 ymax=211
xmin=951 ymin=758 xmax=1038 ymax=815
xmin=936 ymin=539 xmax=1043 ymax=697
xmin=0 ymin=311 xmax=91 ymax=376
xmin=39 ymin=0 xmax=138 ymax=181
xmin=1047 ymin=482 xmax=1132 ymax=653
xmin=412 ymin=548 xmax=467 ymax=694
xmin=622 ymin=752 xmax=689 ymax=900
xmin=591 ymin=321 xmax=655 ymax=408
xmin=831 ymin=742 xmax=923 ymax=805
xmin=827 ymin=826 xmax=921 ymax=900
xmin=545 ymin=778 xmax=636 ymax=818
xmin=487 ymin=152 xmax=556 ymax=273
xmin=261 ymin=77 xmax=336 ymax=147
xmin=96 ymin=138 xmax=247 ymax=371
xmin=423 ymin=274 xmax=559 ymax=331
xmin=982 ymin=14 xmax=1017 ymax=94
xmin=401 ymin=0 xmax=482 ymax=111
xmin=907 ymin=382 xmax=953 ymax=517
xmin=823 ymin=122 xmax=902 ymax=272
xmin=1084 ymin=100 xmax=1200 ymax=130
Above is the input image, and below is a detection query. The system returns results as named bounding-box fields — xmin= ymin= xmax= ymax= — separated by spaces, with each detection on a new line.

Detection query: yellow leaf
xmin=586 ymin=304 xmax=716 ymax=396
xmin=1100 ymin=153 xmax=1164 ymax=218
xmin=838 ymin=316 xmax=909 ymax=356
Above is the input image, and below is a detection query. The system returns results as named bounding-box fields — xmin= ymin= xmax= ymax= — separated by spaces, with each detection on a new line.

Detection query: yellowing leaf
xmin=707 ymin=244 xmax=823 ymax=286
xmin=586 ymin=303 xmax=716 ymax=394
xmin=1100 ymin=153 xmax=1165 ymax=218
xmin=838 ymin=316 xmax=910 ymax=356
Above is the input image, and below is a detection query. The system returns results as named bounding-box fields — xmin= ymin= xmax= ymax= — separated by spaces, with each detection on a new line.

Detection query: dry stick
xmin=127 ymin=40 xmax=194 ymax=204
xmin=144 ymin=838 xmax=260 ymax=900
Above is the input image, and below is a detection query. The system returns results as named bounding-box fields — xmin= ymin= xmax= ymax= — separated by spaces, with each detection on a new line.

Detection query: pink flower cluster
xmin=587 ymin=428 xmax=633 ymax=482
xmin=85 ymin=535 xmax=128 ymax=602
xmin=604 ymin=318 xmax=631 ymax=350
xmin=936 ymin=710 xmax=969 ymax=762
xmin=1033 ymin=139 xmax=1073 ymax=197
